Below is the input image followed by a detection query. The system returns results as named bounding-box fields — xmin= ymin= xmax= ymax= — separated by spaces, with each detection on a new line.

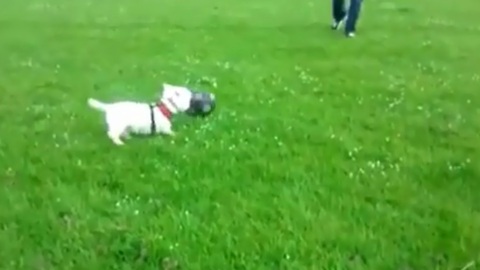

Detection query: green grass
xmin=1 ymin=0 xmax=480 ymax=269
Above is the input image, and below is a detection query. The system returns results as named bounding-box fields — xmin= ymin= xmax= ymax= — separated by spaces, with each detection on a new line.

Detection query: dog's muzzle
xmin=186 ymin=91 xmax=216 ymax=117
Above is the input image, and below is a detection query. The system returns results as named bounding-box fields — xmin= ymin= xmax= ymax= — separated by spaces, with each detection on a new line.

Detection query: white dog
xmin=87 ymin=83 xmax=193 ymax=145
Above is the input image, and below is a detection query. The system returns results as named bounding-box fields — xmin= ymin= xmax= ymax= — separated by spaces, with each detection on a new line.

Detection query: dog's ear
xmin=160 ymin=83 xmax=174 ymax=98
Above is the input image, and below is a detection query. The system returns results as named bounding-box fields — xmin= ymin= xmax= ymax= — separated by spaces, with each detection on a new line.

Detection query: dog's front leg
xmin=163 ymin=129 xmax=175 ymax=136
xmin=158 ymin=122 xmax=176 ymax=137
xmin=160 ymin=125 xmax=175 ymax=137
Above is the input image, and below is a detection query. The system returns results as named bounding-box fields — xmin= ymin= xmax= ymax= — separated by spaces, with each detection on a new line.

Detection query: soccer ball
xmin=186 ymin=91 xmax=216 ymax=117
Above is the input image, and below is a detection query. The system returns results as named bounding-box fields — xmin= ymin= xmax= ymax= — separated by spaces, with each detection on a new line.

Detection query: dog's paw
xmin=161 ymin=128 xmax=175 ymax=136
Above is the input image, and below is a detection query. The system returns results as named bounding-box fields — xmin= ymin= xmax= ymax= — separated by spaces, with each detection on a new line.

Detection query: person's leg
xmin=331 ymin=0 xmax=346 ymax=29
xmin=345 ymin=0 xmax=363 ymax=36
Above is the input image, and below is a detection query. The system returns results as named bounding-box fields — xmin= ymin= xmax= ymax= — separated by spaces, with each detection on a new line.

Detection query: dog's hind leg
xmin=108 ymin=129 xmax=125 ymax=145
xmin=106 ymin=122 xmax=127 ymax=145
xmin=104 ymin=112 xmax=128 ymax=145
xmin=121 ymin=128 xmax=131 ymax=139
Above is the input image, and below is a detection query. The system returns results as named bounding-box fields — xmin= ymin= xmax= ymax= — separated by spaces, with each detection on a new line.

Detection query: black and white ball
xmin=186 ymin=91 xmax=216 ymax=117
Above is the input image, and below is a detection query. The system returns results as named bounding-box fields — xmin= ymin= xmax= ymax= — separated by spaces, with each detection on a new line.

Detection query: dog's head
xmin=160 ymin=83 xmax=193 ymax=114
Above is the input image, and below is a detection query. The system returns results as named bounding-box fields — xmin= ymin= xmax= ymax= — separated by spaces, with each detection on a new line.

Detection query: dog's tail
xmin=88 ymin=98 xmax=108 ymax=112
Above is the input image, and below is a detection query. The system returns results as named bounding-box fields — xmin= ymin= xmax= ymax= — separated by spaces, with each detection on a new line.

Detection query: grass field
xmin=1 ymin=0 xmax=480 ymax=269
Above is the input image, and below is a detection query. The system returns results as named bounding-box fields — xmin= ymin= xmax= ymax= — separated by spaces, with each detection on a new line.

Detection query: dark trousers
xmin=332 ymin=0 xmax=363 ymax=33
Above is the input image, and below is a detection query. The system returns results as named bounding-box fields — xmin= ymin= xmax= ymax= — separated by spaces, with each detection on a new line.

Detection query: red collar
xmin=156 ymin=102 xmax=172 ymax=119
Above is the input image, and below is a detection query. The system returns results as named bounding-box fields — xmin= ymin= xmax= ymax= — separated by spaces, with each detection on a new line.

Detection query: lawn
xmin=0 ymin=0 xmax=479 ymax=269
